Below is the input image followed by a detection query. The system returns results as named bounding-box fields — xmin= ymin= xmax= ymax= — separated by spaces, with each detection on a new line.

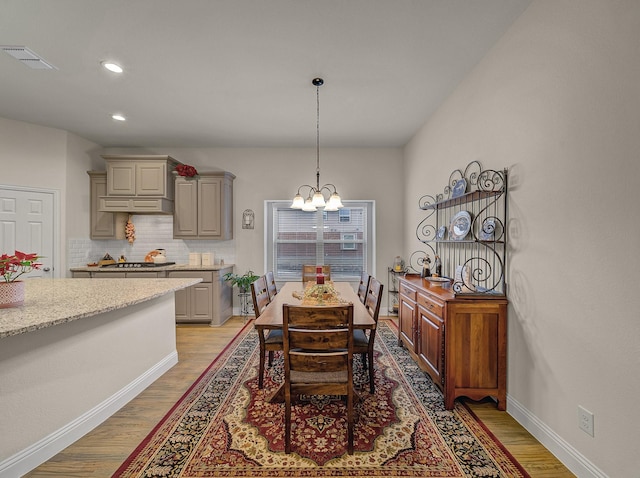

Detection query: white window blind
xmin=265 ymin=201 xmax=375 ymax=282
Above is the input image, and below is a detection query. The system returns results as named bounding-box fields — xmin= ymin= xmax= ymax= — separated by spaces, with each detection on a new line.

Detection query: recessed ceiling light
xmin=111 ymin=114 xmax=126 ymax=121
xmin=101 ymin=61 xmax=123 ymax=73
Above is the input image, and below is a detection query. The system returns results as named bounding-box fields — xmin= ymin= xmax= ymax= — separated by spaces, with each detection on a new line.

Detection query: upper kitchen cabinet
xmin=87 ymin=171 xmax=127 ymax=239
xmin=99 ymin=155 xmax=182 ymax=214
xmin=174 ymin=171 xmax=235 ymax=240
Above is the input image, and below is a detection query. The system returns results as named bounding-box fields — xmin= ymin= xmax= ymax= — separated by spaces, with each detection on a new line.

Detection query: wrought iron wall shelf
xmin=411 ymin=161 xmax=508 ymax=295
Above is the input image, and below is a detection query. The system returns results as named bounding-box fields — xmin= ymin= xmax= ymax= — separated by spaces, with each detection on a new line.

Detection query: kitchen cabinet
xmin=173 ymin=171 xmax=235 ymax=240
xmin=99 ymin=155 xmax=181 ymax=214
xmin=71 ymin=266 xmax=234 ymax=326
xmin=87 ymin=171 xmax=127 ymax=240
xmin=167 ymin=271 xmax=213 ymax=323
xmin=73 ymin=271 xmax=162 ymax=278
xmin=398 ymin=275 xmax=507 ymax=410
xmin=104 ymin=155 xmax=179 ymax=197
xmin=167 ymin=267 xmax=233 ymax=325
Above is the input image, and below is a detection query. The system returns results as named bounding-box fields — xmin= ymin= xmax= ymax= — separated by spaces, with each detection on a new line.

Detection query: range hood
xmin=98 ymin=155 xmax=181 ymax=214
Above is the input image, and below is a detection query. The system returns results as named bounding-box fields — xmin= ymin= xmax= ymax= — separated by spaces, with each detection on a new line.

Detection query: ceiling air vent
xmin=0 ymin=45 xmax=57 ymax=70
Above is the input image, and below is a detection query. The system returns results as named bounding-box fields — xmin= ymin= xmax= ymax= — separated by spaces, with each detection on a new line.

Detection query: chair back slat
xmin=364 ymin=277 xmax=384 ymax=322
xmin=266 ymin=271 xmax=278 ymax=299
xmin=251 ymin=276 xmax=270 ymax=317
xmin=357 ymin=272 xmax=370 ymax=304
xmin=283 ymin=304 xmax=349 ymax=328
xmin=289 ymin=328 xmax=349 ymax=351
xmin=288 ymin=350 xmax=348 ymax=373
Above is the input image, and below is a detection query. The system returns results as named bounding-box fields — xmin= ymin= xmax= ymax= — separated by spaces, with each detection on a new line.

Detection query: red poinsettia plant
xmin=175 ymin=164 xmax=198 ymax=178
xmin=0 ymin=250 xmax=42 ymax=283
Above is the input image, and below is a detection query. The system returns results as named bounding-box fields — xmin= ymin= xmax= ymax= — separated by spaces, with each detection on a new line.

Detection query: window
xmin=266 ymin=201 xmax=375 ymax=282
xmin=339 ymin=209 xmax=351 ymax=223
xmin=341 ymin=233 xmax=356 ymax=250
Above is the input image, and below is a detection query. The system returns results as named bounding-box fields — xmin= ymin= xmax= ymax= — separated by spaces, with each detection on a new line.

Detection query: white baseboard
xmin=507 ymin=395 xmax=608 ymax=478
xmin=0 ymin=351 xmax=178 ymax=478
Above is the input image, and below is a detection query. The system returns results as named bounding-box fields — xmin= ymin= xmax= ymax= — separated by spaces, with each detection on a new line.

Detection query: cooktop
xmin=101 ymin=262 xmax=176 ymax=268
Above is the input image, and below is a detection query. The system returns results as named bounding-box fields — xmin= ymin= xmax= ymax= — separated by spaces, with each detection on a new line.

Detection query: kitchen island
xmin=0 ymin=278 xmax=200 ymax=478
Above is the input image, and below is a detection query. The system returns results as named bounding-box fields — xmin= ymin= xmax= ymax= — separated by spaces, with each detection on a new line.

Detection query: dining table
xmin=253 ymin=281 xmax=376 ymax=402
xmin=253 ymin=281 xmax=376 ymax=330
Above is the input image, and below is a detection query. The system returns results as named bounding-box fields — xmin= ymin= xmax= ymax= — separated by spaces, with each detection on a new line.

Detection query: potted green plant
xmin=223 ymin=270 xmax=260 ymax=317
xmin=223 ymin=270 xmax=259 ymax=293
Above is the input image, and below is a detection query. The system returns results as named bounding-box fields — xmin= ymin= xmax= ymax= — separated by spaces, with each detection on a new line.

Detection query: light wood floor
xmin=25 ymin=317 xmax=574 ymax=477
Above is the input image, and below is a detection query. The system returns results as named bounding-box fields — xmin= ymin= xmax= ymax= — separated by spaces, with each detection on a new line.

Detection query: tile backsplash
xmin=68 ymin=215 xmax=235 ymax=268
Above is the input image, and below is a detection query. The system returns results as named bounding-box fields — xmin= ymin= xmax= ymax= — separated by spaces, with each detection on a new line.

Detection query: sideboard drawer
xmin=399 ymin=281 xmax=417 ymax=300
xmin=417 ymin=291 xmax=443 ymax=317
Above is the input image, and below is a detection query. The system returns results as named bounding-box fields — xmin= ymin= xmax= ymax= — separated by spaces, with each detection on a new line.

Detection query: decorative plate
xmin=480 ymin=219 xmax=496 ymax=241
xmin=436 ymin=225 xmax=447 ymax=240
xmin=452 ymin=178 xmax=467 ymax=198
xmin=449 ymin=211 xmax=471 ymax=240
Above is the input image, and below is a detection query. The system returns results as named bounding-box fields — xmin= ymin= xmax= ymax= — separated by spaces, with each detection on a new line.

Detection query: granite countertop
xmin=70 ymin=263 xmax=234 ymax=272
xmin=0 ymin=278 xmax=202 ymax=339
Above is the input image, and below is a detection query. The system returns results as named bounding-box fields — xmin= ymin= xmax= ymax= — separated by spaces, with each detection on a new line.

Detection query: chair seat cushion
xmin=352 ymin=329 xmax=369 ymax=347
xmin=290 ymin=370 xmax=348 ymax=383
xmin=265 ymin=329 xmax=283 ymax=344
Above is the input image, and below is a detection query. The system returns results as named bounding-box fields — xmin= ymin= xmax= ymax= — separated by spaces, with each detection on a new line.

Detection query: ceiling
xmin=0 ymin=0 xmax=530 ymax=148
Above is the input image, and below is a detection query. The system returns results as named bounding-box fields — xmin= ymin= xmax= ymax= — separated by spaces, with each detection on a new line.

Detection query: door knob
xmin=43 ymin=267 xmax=51 ymax=272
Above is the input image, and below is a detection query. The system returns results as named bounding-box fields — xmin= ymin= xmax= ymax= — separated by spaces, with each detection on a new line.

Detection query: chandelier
xmin=290 ymin=78 xmax=344 ymax=212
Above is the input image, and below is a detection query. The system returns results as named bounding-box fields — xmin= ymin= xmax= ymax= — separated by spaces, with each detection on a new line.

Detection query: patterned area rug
xmin=113 ymin=321 xmax=528 ymax=477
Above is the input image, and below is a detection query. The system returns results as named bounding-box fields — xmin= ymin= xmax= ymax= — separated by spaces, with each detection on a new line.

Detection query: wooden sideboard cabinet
xmin=398 ymin=275 xmax=507 ymax=410
xmin=173 ymin=171 xmax=235 ymax=240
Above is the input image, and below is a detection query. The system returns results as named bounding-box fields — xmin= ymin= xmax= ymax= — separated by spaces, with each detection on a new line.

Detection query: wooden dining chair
xmin=302 ymin=264 xmax=331 ymax=283
xmin=282 ymin=303 xmax=355 ymax=454
xmin=265 ymin=270 xmax=278 ymax=300
xmin=357 ymin=272 xmax=370 ymax=304
xmin=251 ymin=276 xmax=282 ymax=389
xmin=353 ymin=277 xmax=383 ymax=394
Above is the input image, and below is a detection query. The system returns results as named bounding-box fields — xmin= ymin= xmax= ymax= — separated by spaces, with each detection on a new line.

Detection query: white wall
xmin=100 ymin=146 xmax=404 ymax=304
xmin=0 ymin=117 xmax=100 ymax=274
xmin=404 ymin=1 xmax=640 ymax=476
xmin=0 ymin=122 xmax=403 ymax=301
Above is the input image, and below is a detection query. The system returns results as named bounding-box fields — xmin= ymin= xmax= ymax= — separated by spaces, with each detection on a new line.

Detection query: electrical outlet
xmin=578 ymin=405 xmax=594 ymax=436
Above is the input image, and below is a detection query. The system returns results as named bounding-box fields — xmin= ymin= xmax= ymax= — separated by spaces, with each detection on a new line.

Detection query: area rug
xmin=113 ymin=320 xmax=528 ymax=478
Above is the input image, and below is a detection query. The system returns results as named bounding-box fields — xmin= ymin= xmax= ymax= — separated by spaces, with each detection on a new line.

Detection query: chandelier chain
xmin=316 ymin=81 xmax=320 ymax=190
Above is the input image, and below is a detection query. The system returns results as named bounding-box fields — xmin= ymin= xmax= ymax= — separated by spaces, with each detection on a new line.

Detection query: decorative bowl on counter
xmin=426 ymin=277 xmax=450 ymax=287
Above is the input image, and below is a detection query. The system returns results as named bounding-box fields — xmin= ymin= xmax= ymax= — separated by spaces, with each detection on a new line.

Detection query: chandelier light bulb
xmin=311 ymin=191 xmax=326 ymax=208
xmin=302 ymin=197 xmax=317 ymax=212
xmin=327 ymin=192 xmax=343 ymax=209
xmin=291 ymin=193 xmax=304 ymax=209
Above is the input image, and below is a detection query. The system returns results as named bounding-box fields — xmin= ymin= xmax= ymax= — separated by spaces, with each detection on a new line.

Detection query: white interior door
xmin=0 ymin=186 xmax=57 ymax=279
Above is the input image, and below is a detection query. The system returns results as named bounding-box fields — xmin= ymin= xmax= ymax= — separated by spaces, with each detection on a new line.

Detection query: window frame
xmin=265 ymin=200 xmax=375 ymax=283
